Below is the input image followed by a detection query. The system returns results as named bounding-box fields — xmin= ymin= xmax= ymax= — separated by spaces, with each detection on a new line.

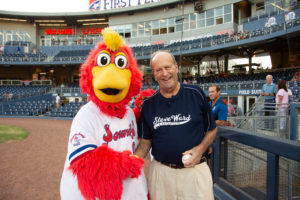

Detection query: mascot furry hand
xmin=60 ymin=28 xmax=148 ymax=200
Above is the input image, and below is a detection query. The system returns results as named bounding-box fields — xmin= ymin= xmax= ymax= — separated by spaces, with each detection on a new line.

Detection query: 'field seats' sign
xmin=239 ymin=90 xmax=261 ymax=95
xmin=89 ymin=0 xmax=160 ymax=10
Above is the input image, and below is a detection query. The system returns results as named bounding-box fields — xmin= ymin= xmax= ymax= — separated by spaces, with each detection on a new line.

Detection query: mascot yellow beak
xmin=92 ymin=50 xmax=131 ymax=103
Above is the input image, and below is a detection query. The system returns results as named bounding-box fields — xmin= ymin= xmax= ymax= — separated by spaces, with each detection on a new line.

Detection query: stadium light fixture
xmin=39 ymin=24 xmax=67 ymax=26
xmin=0 ymin=18 xmax=26 ymax=22
xmin=77 ymin=19 xmax=106 ymax=22
xmin=82 ymin=22 xmax=109 ymax=26
xmin=35 ymin=20 xmax=65 ymax=23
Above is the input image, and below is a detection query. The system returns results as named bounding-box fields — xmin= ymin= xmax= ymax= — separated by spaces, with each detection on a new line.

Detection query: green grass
xmin=0 ymin=124 xmax=28 ymax=143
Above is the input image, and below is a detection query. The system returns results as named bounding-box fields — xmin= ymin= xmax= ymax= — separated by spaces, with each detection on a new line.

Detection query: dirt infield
xmin=0 ymin=118 xmax=71 ymax=200
xmin=0 ymin=118 xmax=150 ymax=200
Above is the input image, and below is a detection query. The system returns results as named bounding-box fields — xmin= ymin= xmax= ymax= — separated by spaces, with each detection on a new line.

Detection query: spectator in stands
xmin=288 ymin=88 xmax=293 ymax=102
xmin=56 ymin=94 xmax=61 ymax=109
xmin=51 ymin=39 xmax=55 ymax=46
xmin=3 ymin=91 xmax=9 ymax=100
xmin=192 ymin=77 xmax=197 ymax=84
xmin=265 ymin=19 xmax=270 ymax=28
xmin=17 ymin=46 xmax=21 ymax=54
xmin=244 ymin=30 xmax=249 ymax=39
xmin=63 ymin=39 xmax=68 ymax=45
xmin=261 ymin=74 xmax=277 ymax=130
xmin=236 ymin=106 xmax=242 ymax=116
xmin=60 ymin=94 xmax=66 ymax=107
xmin=135 ymin=50 xmax=217 ymax=200
xmin=276 ymin=80 xmax=289 ymax=131
xmin=227 ymin=101 xmax=236 ymax=117
xmin=56 ymin=38 xmax=60 ymax=46
xmin=0 ymin=45 xmax=3 ymax=55
xmin=208 ymin=84 xmax=228 ymax=126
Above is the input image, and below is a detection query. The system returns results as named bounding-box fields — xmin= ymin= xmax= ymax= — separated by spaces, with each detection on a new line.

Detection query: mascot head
xmin=80 ymin=28 xmax=142 ymax=118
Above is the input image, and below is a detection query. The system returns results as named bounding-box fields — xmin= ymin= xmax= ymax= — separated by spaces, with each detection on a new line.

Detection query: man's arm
xmin=134 ymin=139 xmax=152 ymax=159
xmin=216 ymin=103 xmax=228 ymax=126
xmin=182 ymin=127 xmax=218 ymax=168
xmin=261 ymin=92 xmax=275 ymax=96
xmin=216 ymin=120 xmax=226 ymax=126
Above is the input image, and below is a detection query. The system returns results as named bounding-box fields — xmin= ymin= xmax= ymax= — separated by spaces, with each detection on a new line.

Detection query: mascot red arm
xmin=60 ymin=28 xmax=148 ymax=200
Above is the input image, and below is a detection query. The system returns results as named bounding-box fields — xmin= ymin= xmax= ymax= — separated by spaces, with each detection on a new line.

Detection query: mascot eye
xmin=96 ymin=53 xmax=111 ymax=67
xmin=115 ymin=55 xmax=127 ymax=69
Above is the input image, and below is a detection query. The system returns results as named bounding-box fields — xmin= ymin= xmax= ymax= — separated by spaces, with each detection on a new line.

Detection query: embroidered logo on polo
xmin=153 ymin=114 xmax=191 ymax=129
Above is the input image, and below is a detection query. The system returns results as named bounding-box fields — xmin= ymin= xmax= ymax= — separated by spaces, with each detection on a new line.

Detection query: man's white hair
xmin=266 ymin=74 xmax=273 ymax=79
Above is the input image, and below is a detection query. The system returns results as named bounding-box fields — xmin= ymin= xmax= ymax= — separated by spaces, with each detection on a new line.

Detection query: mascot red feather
xmin=60 ymin=28 xmax=148 ymax=200
xmin=133 ymin=89 xmax=156 ymax=122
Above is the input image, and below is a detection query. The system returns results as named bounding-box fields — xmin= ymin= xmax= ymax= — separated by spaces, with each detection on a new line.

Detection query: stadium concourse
xmin=1 ymin=0 xmax=300 ymax=199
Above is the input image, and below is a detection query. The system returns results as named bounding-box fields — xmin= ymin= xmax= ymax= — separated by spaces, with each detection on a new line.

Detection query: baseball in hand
xmin=182 ymin=154 xmax=192 ymax=164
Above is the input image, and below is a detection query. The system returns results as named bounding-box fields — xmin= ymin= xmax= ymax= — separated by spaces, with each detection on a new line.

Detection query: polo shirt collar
xmin=158 ymin=82 xmax=183 ymax=102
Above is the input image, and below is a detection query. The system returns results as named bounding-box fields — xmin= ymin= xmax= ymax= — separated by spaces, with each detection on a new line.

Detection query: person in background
xmin=60 ymin=94 xmax=66 ymax=107
xmin=288 ymin=87 xmax=293 ymax=102
xmin=135 ymin=50 xmax=217 ymax=200
xmin=208 ymin=85 xmax=228 ymax=126
xmin=207 ymin=84 xmax=228 ymax=165
xmin=276 ymin=80 xmax=289 ymax=131
xmin=3 ymin=91 xmax=9 ymax=101
xmin=56 ymin=94 xmax=61 ymax=109
xmin=261 ymin=74 xmax=277 ymax=130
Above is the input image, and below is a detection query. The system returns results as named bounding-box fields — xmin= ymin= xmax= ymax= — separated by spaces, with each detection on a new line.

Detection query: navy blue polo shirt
xmin=209 ymin=98 xmax=228 ymax=121
xmin=138 ymin=84 xmax=216 ymax=164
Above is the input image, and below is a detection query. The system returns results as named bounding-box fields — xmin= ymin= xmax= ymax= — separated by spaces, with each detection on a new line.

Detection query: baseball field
xmin=0 ymin=118 xmax=71 ymax=199
xmin=0 ymin=118 xmax=150 ymax=200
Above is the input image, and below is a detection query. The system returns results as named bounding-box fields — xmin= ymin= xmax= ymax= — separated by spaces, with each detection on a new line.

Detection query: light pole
xmin=178 ymin=0 xmax=185 ymax=83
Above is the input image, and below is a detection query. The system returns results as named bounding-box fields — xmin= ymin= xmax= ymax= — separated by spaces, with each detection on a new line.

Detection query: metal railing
xmin=213 ymin=127 xmax=300 ymax=200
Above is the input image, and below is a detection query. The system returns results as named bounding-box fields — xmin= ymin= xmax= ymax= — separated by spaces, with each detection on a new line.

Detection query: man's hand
xmin=182 ymin=127 xmax=218 ymax=168
xmin=182 ymin=146 xmax=203 ymax=168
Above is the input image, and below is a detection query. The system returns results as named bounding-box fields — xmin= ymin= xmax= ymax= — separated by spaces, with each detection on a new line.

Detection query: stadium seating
xmin=0 ymin=94 xmax=55 ymax=116
xmin=0 ymin=53 xmax=48 ymax=62
xmin=44 ymin=101 xmax=86 ymax=118
xmin=0 ymin=85 xmax=51 ymax=102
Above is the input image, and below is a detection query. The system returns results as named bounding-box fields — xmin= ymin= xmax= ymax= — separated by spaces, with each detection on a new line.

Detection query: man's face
xmin=266 ymin=76 xmax=272 ymax=84
xmin=209 ymin=86 xmax=220 ymax=101
xmin=152 ymin=52 xmax=178 ymax=93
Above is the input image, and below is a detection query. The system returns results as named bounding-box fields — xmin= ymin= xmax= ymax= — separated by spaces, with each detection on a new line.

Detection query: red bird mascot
xmin=60 ymin=28 xmax=148 ymax=200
